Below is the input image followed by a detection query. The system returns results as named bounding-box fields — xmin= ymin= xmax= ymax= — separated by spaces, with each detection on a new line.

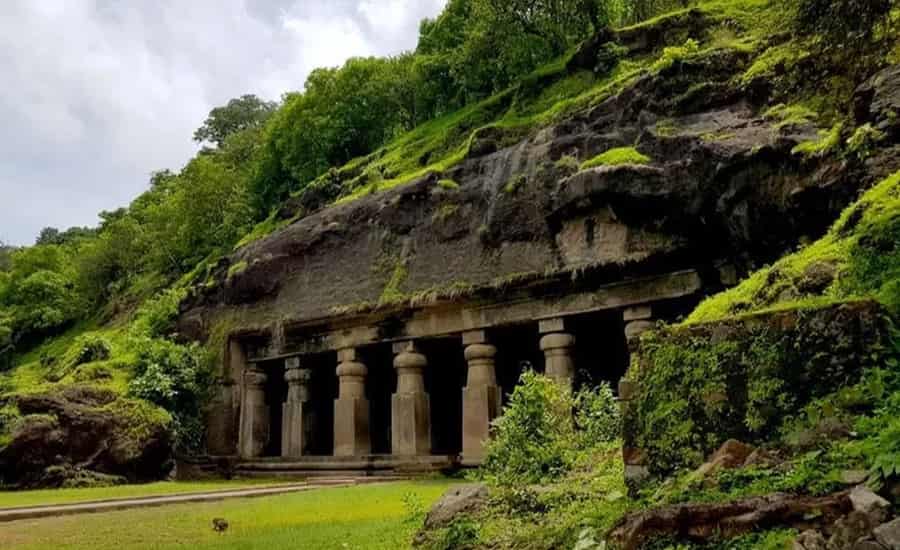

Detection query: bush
xmin=575 ymin=382 xmax=622 ymax=445
xmin=131 ymin=287 xmax=188 ymax=338
xmin=128 ymin=337 xmax=211 ymax=453
xmin=482 ymin=371 xmax=574 ymax=486
xmin=482 ymin=372 xmax=622 ymax=486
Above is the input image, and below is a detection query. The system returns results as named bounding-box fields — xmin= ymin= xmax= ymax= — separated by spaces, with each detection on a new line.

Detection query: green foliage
xmin=426 ymin=517 xmax=481 ymax=550
xmin=503 ymin=174 xmax=526 ymax=194
xmin=437 ymin=178 xmax=460 ymax=190
xmin=45 ymin=334 xmax=112 ymax=383
xmin=555 ymin=155 xmax=581 ymax=174
xmin=482 ymin=371 xmax=575 ymax=486
xmin=193 ymin=94 xmax=277 ymax=148
xmin=574 ymin=382 xmax=622 ymax=445
xmin=130 ymin=287 xmax=189 ymax=339
xmin=846 ymin=123 xmax=887 ymax=161
xmin=482 ymin=372 xmax=622 ymax=486
xmin=651 ymin=38 xmax=701 ymax=71
xmin=127 ymin=337 xmax=211 ymax=453
xmin=763 ymin=103 xmax=818 ymax=129
xmin=580 ymin=147 xmax=651 ymax=169
xmin=791 ymin=122 xmax=843 ymax=158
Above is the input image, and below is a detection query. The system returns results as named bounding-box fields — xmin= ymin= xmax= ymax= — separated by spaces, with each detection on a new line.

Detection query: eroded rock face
xmin=0 ymin=386 xmax=173 ymax=488
xmin=178 ymin=51 xmax=881 ymax=341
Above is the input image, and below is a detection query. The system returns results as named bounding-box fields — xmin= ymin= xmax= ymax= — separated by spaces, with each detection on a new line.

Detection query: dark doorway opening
xmin=493 ymin=322 xmax=543 ymax=404
xmin=261 ymin=360 xmax=287 ymax=457
xmin=361 ymin=344 xmax=395 ymax=455
xmin=307 ymin=351 xmax=338 ymax=456
xmin=421 ymin=337 xmax=465 ymax=456
xmin=570 ymin=311 xmax=629 ymax=391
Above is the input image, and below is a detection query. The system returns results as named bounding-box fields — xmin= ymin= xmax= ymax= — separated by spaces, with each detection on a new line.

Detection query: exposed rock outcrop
xmin=0 ymin=386 xmax=173 ymax=488
xmin=609 ymin=490 xmax=854 ymax=550
xmin=179 ymin=51 xmax=882 ymax=343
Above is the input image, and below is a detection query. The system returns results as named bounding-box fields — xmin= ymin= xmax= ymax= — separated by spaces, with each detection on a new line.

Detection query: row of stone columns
xmin=238 ymin=309 xmax=656 ymax=461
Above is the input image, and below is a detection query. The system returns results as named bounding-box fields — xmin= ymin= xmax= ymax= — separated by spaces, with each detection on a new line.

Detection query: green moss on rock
xmin=627 ymin=301 xmax=890 ymax=475
xmin=689 ymin=170 xmax=900 ymax=323
xmin=580 ymin=147 xmax=651 ymax=170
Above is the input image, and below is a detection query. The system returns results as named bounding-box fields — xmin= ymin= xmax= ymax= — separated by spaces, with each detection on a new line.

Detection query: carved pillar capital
xmin=243 ymin=368 xmax=267 ymax=389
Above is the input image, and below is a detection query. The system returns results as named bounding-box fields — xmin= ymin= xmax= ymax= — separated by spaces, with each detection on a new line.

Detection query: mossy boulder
xmin=0 ymin=385 xmax=173 ymax=488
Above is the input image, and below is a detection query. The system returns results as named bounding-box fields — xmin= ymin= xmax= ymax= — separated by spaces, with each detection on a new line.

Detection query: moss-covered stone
xmin=625 ymin=301 xmax=891 ymax=476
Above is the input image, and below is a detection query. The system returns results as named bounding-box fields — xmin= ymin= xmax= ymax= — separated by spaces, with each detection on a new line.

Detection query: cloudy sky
xmin=0 ymin=0 xmax=446 ymax=245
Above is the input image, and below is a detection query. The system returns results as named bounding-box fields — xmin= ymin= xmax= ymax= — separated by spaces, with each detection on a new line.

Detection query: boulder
xmin=874 ymin=518 xmax=900 ymax=549
xmin=608 ymin=490 xmax=852 ymax=550
xmin=0 ymin=385 xmax=174 ymax=488
xmin=850 ymin=485 xmax=891 ymax=523
xmin=829 ymin=511 xmax=881 ymax=550
xmin=423 ymin=483 xmax=489 ymax=530
xmin=793 ymin=530 xmax=827 ymax=550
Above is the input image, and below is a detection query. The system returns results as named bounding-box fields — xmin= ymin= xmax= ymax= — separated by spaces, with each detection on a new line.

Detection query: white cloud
xmin=0 ymin=0 xmax=446 ymax=245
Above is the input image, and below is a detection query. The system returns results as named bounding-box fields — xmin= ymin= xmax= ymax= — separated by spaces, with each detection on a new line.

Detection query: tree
xmin=36 ymin=227 xmax=62 ymax=246
xmin=193 ymin=94 xmax=278 ymax=148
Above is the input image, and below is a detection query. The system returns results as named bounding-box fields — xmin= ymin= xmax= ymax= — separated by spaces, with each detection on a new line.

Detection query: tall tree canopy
xmin=193 ymin=94 xmax=278 ymax=148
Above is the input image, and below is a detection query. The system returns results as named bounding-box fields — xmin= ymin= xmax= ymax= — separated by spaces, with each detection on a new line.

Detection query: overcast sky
xmin=0 ymin=0 xmax=445 ymax=246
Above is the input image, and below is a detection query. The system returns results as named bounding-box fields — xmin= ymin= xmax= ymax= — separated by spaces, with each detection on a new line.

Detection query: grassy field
xmin=0 ymin=480 xmax=455 ymax=550
xmin=0 ymin=479 xmax=293 ymax=509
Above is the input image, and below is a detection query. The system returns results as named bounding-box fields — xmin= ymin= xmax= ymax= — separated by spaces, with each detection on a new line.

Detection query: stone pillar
xmin=539 ymin=318 xmax=576 ymax=390
xmin=334 ymin=348 xmax=370 ymax=457
xmin=282 ymin=357 xmax=314 ymax=459
xmin=391 ymin=342 xmax=431 ymax=456
xmin=238 ymin=367 xmax=268 ymax=459
xmin=624 ymin=305 xmax=655 ymax=352
xmin=461 ymin=330 xmax=501 ymax=465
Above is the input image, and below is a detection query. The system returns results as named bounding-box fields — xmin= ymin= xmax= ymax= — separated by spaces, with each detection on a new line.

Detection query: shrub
xmin=128 ymin=337 xmax=211 ymax=453
xmin=482 ymin=371 xmax=574 ymax=486
xmin=481 ymin=371 xmax=623 ymax=487
xmin=132 ymin=287 xmax=188 ymax=338
xmin=574 ymin=382 xmax=622 ymax=446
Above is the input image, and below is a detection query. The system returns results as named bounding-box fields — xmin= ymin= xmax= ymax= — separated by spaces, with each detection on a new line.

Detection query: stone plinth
xmin=282 ymin=359 xmax=314 ymax=458
xmin=391 ymin=342 xmax=431 ymax=456
xmin=238 ymin=368 xmax=269 ymax=458
xmin=334 ymin=349 xmax=370 ymax=457
xmin=462 ymin=337 xmax=501 ymax=465
xmin=540 ymin=332 xmax=576 ymax=390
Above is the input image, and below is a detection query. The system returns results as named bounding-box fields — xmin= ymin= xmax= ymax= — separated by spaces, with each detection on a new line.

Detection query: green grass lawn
xmin=0 ymin=479 xmax=292 ymax=509
xmin=0 ymin=480 xmax=455 ymax=550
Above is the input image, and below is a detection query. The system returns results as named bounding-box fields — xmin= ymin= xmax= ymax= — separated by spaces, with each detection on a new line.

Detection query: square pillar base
xmin=462 ymin=384 xmax=501 ymax=464
xmin=239 ymin=403 xmax=269 ymax=458
xmin=334 ymin=397 xmax=370 ymax=457
xmin=282 ymin=401 xmax=314 ymax=458
xmin=392 ymin=393 xmax=431 ymax=456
